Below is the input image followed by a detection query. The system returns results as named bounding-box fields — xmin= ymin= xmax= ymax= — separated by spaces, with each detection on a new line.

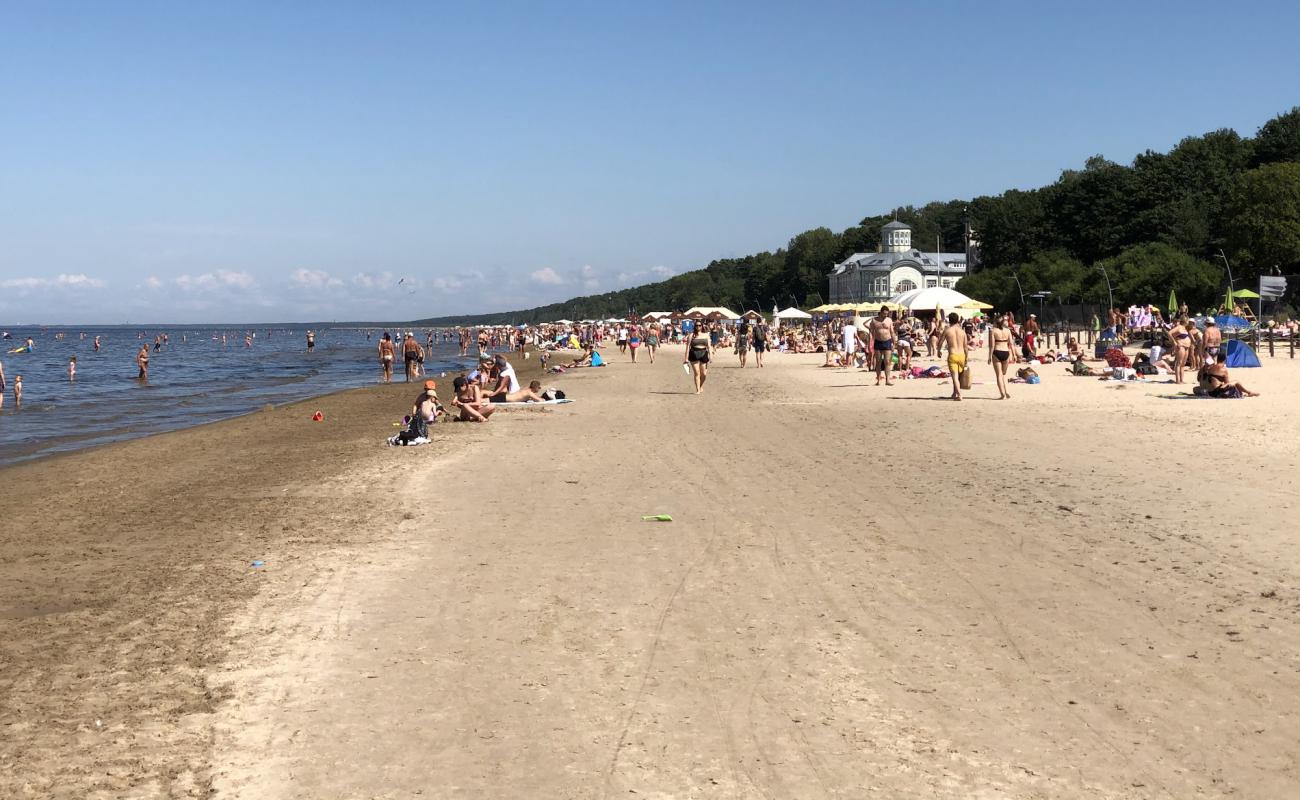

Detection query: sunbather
xmin=1195 ymin=352 xmax=1259 ymax=397
xmin=452 ymin=376 xmax=496 ymax=421
xmin=502 ymin=380 xmax=547 ymax=403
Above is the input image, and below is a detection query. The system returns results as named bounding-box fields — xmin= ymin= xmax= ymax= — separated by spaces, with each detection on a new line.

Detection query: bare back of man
xmin=942 ymin=313 xmax=968 ymax=400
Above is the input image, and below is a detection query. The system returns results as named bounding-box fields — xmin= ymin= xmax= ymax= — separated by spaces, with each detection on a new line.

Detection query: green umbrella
xmin=1232 ymin=288 xmax=1261 ymax=299
xmin=1225 ymin=286 xmax=1234 ymax=312
xmin=1168 ymin=289 xmax=1178 ymax=315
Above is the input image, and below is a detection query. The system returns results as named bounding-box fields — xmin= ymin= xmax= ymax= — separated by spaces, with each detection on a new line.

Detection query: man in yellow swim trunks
xmin=942 ymin=312 xmax=969 ymax=401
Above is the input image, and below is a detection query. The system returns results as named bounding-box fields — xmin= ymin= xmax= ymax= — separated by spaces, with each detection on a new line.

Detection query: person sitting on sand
xmin=451 ymin=376 xmax=495 ymax=422
xmin=566 ymin=345 xmax=595 ymax=368
xmin=1196 ymin=352 xmax=1259 ymax=398
xmin=483 ymin=354 xmax=521 ymax=401
xmin=415 ymin=379 xmax=444 ymax=425
xmin=1066 ymin=337 xmax=1083 ymax=361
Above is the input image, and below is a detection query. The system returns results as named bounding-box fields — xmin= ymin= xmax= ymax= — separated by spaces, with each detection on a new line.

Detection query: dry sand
xmin=3 ymin=345 xmax=1299 ymax=798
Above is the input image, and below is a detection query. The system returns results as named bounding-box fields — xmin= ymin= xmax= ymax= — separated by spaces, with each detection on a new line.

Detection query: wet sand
xmin=3 ymin=346 xmax=1299 ymax=798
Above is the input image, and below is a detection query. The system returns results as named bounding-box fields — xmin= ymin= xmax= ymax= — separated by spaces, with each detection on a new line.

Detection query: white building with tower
xmin=829 ymin=220 xmax=968 ymax=303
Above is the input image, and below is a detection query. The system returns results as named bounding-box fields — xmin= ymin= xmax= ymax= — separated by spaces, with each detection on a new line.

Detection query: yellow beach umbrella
xmin=957 ymin=299 xmax=993 ymax=310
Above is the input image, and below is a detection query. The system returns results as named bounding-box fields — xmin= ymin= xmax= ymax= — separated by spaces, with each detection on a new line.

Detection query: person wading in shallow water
xmin=377 ymin=333 xmax=396 ymax=383
xmin=136 ymin=343 xmax=150 ymax=381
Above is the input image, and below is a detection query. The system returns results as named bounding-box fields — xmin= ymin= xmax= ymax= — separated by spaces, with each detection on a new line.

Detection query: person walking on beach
xmin=1169 ymin=317 xmax=1192 ymax=384
xmin=685 ymin=324 xmax=712 ymax=394
xmin=136 ymin=343 xmax=150 ymax=381
xmin=988 ymin=316 xmax=1014 ymax=399
xmin=628 ymin=323 xmax=641 ymax=363
xmin=868 ymin=307 xmax=896 ymax=385
xmin=378 ymin=333 xmax=396 ymax=383
xmin=645 ymin=323 xmax=660 ymax=363
xmin=751 ymin=320 xmax=768 ymax=367
xmin=736 ymin=319 xmax=751 ymax=367
xmin=839 ymin=317 xmax=857 ymax=369
xmin=943 ymin=313 xmax=968 ymax=401
xmin=12 ymin=375 xmax=20 ymax=408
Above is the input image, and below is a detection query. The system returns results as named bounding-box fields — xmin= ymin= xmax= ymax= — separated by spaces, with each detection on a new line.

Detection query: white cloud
xmin=615 ymin=265 xmax=676 ymax=286
xmin=431 ymin=275 xmax=464 ymax=291
xmin=144 ymin=276 xmax=164 ymax=289
xmin=352 ymin=271 xmax=396 ymax=289
xmin=55 ymin=273 xmax=106 ymax=288
xmin=530 ymin=267 xmax=564 ymax=286
xmin=173 ymin=270 xmax=256 ymax=292
xmin=580 ymin=264 xmax=600 ymax=291
xmin=290 ymin=268 xmax=343 ymax=290
xmin=1 ymin=273 xmax=106 ymax=291
xmin=0 ymin=277 xmax=45 ymax=290
xmin=217 ymin=269 xmax=256 ymax=289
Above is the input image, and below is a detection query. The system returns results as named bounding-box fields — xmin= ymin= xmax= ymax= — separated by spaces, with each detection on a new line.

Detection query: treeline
xmin=418 ymin=108 xmax=1300 ymax=325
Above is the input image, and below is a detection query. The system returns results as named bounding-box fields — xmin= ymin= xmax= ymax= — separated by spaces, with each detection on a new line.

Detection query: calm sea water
xmin=0 ymin=324 xmax=477 ymax=466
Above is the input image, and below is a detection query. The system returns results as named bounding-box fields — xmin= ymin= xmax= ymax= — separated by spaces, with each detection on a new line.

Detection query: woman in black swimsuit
xmin=988 ymin=316 xmax=1014 ymax=399
xmin=684 ymin=325 xmax=712 ymax=394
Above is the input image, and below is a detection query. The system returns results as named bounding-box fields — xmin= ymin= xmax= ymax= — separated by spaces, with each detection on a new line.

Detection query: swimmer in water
xmin=137 ymin=343 xmax=150 ymax=380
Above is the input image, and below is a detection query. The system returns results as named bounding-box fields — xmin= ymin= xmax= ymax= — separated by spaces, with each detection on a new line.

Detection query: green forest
xmin=419 ymin=108 xmax=1300 ymax=326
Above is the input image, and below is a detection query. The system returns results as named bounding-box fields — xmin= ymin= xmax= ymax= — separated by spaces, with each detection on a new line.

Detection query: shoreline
xmin=0 ymin=346 xmax=543 ymax=469
xmin=0 ymin=347 xmax=556 ymax=796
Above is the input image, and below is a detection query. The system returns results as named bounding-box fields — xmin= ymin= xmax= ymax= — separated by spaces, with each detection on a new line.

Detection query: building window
xmin=926 ymin=278 xmax=937 ymax=288
xmin=895 ymin=279 xmax=916 ymax=292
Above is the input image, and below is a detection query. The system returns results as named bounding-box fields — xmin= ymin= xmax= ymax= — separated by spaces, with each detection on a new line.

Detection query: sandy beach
xmin=3 ymin=345 xmax=1299 ymax=798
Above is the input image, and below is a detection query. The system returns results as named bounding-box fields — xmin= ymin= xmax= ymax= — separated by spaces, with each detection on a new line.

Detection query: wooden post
xmin=1269 ymin=330 xmax=1275 ymax=357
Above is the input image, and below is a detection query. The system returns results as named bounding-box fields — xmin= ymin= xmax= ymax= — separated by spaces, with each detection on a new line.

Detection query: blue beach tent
xmin=1225 ymin=338 xmax=1261 ymax=368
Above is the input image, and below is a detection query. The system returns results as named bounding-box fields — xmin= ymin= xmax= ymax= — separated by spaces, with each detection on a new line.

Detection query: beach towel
xmin=1157 ymin=392 xmax=1240 ymax=400
xmin=491 ymin=398 xmax=575 ymax=407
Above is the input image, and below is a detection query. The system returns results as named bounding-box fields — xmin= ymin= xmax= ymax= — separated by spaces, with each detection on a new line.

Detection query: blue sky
xmin=2 ymin=0 xmax=1298 ymax=323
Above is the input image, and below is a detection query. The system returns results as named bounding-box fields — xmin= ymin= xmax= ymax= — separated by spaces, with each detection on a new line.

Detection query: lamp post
xmin=1095 ymin=264 xmax=1114 ymax=315
xmin=1215 ymin=250 xmax=1235 ymax=296
xmin=1013 ymin=273 xmax=1026 ymax=315
xmin=1030 ymin=290 xmax=1053 ymax=325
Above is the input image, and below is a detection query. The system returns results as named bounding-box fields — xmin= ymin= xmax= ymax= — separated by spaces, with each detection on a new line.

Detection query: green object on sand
xmin=641 ymin=514 xmax=673 ymax=522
